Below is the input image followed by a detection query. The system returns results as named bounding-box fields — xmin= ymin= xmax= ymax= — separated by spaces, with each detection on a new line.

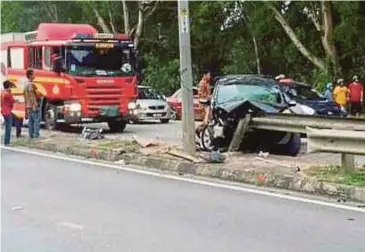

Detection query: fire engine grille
xmin=85 ymin=85 xmax=123 ymax=114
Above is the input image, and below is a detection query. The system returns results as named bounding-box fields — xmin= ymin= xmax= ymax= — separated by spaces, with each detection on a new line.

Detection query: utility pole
xmin=178 ymin=0 xmax=196 ymax=156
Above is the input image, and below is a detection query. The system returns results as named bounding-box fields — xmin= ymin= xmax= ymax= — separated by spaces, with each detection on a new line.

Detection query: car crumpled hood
xmin=216 ymin=99 xmax=285 ymax=114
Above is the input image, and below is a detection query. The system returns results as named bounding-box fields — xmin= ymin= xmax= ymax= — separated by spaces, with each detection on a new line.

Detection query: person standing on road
xmin=14 ymin=117 xmax=23 ymax=138
xmin=323 ymin=82 xmax=333 ymax=101
xmin=1 ymin=81 xmax=15 ymax=145
xmin=348 ymin=75 xmax=363 ymax=117
xmin=196 ymin=70 xmax=212 ymax=134
xmin=333 ymin=78 xmax=349 ymax=110
xmin=23 ymin=69 xmax=41 ymax=139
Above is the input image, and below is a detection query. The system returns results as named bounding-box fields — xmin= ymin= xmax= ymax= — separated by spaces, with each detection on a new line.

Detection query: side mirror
xmin=288 ymin=100 xmax=297 ymax=107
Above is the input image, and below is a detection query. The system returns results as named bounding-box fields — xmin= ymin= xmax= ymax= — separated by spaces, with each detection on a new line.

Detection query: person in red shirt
xmin=1 ymin=80 xmax=15 ymax=145
xmin=348 ymin=75 xmax=364 ymax=117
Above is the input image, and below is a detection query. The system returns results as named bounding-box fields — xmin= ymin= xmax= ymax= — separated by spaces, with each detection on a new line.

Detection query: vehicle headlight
xmin=66 ymin=103 xmax=82 ymax=111
xmin=300 ymin=105 xmax=315 ymax=115
xmin=128 ymin=102 xmax=137 ymax=110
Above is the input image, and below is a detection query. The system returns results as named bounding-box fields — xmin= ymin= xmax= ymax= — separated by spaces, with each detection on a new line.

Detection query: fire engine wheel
xmin=108 ymin=120 xmax=127 ymax=133
xmin=44 ymin=104 xmax=59 ymax=131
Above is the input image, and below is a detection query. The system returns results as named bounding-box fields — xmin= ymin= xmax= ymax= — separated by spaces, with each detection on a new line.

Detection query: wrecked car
xmin=198 ymin=75 xmax=306 ymax=156
xmin=277 ymin=79 xmax=347 ymax=117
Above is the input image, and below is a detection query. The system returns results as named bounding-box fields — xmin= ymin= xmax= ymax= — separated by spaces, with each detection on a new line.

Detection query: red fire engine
xmin=0 ymin=23 xmax=139 ymax=132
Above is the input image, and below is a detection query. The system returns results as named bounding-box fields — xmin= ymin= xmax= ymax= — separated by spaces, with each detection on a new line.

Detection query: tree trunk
xmin=321 ymin=1 xmax=339 ymax=76
xmin=134 ymin=3 xmax=144 ymax=49
xmin=108 ymin=9 xmax=116 ymax=34
xmin=46 ymin=4 xmax=58 ymax=22
xmin=92 ymin=6 xmax=111 ymax=33
xmin=266 ymin=3 xmax=326 ymax=70
xmin=251 ymin=34 xmax=261 ymax=74
xmin=121 ymin=0 xmax=130 ymax=34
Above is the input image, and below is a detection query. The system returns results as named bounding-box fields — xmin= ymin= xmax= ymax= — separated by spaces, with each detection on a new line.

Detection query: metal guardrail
xmin=242 ymin=113 xmax=365 ymax=171
xmin=306 ymin=127 xmax=365 ymax=155
xmin=250 ymin=114 xmax=365 ymax=133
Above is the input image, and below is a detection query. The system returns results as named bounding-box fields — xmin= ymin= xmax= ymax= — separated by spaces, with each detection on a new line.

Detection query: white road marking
xmin=57 ymin=221 xmax=84 ymax=230
xmin=2 ymin=146 xmax=365 ymax=213
xmin=11 ymin=206 xmax=24 ymax=211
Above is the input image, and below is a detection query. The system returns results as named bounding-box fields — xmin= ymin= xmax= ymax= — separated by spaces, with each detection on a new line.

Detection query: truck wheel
xmin=44 ymin=103 xmax=59 ymax=131
xmin=108 ymin=120 xmax=127 ymax=133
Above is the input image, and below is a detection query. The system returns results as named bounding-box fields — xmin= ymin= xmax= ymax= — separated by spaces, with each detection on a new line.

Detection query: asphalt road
xmin=2 ymin=149 xmax=365 ymax=252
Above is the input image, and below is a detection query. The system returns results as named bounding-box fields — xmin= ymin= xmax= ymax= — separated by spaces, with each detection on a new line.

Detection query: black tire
xmin=44 ymin=103 xmax=59 ymax=131
xmin=200 ymin=126 xmax=214 ymax=151
xmin=279 ymin=133 xmax=301 ymax=156
xmin=108 ymin=120 xmax=127 ymax=133
xmin=170 ymin=109 xmax=177 ymax=120
xmin=160 ymin=119 xmax=169 ymax=124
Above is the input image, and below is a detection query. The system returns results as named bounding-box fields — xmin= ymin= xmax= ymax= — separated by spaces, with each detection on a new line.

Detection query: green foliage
xmin=306 ymin=165 xmax=365 ymax=187
xmin=1 ymin=0 xmax=365 ymax=92
xmin=142 ymin=53 xmax=180 ymax=95
xmin=310 ymin=69 xmax=332 ymax=91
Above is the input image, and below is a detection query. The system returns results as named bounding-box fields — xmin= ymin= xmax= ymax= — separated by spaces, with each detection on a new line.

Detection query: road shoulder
xmin=5 ymin=131 xmax=365 ymax=203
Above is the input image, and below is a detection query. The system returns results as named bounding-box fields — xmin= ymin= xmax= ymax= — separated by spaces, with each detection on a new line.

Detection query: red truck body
xmin=0 ymin=23 xmax=138 ymax=132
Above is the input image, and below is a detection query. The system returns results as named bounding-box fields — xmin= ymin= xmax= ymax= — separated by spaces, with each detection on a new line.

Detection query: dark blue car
xmin=279 ymin=81 xmax=347 ymax=117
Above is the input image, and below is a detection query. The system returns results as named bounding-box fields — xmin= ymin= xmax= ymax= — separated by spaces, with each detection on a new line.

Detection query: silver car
xmin=130 ymin=86 xmax=171 ymax=124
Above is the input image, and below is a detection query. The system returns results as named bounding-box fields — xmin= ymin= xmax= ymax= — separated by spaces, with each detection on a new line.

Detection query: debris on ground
xmin=255 ymin=157 xmax=301 ymax=172
xmin=167 ymin=149 xmax=201 ymax=163
xmin=200 ymin=150 xmax=226 ymax=163
xmin=114 ymin=160 xmax=126 ymax=165
xmin=133 ymin=135 xmax=159 ymax=148
xmin=258 ymin=151 xmax=270 ymax=158
xmin=256 ymin=174 xmax=267 ymax=184
xmin=79 ymin=127 xmax=104 ymax=140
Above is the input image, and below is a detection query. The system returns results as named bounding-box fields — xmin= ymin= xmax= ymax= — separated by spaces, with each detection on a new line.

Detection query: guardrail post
xmin=341 ymin=154 xmax=355 ymax=172
xmin=228 ymin=114 xmax=251 ymax=152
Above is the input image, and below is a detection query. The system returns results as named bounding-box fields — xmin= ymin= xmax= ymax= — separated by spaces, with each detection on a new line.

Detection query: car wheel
xmin=160 ymin=119 xmax=169 ymax=124
xmin=108 ymin=120 xmax=127 ymax=133
xmin=170 ymin=109 xmax=177 ymax=120
xmin=279 ymin=133 xmax=301 ymax=156
xmin=200 ymin=126 xmax=215 ymax=151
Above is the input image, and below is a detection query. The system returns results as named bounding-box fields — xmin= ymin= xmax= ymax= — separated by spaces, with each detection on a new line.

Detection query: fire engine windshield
xmin=65 ymin=45 xmax=134 ymax=77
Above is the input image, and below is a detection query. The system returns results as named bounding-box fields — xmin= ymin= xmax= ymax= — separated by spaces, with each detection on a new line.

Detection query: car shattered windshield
xmin=216 ymin=80 xmax=281 ymax=105
xmin=65 ymin=45 xmax=134 ymax=77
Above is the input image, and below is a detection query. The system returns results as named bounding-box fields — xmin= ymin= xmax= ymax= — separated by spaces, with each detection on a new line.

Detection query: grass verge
xmin=305 ymin=165 xmax=365 ymax=187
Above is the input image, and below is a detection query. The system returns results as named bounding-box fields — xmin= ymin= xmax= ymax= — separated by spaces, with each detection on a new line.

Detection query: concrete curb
xmin=11 ymin=140 xmax=365 ymax=203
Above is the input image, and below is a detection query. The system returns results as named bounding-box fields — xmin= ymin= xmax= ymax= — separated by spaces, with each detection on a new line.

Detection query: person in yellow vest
xmin=333 ymin=78 xmax=349 ymax=109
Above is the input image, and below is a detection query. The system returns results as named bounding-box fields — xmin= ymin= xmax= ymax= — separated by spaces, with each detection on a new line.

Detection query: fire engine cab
xmin=0 ymin=23 xmax=139 ymax=132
